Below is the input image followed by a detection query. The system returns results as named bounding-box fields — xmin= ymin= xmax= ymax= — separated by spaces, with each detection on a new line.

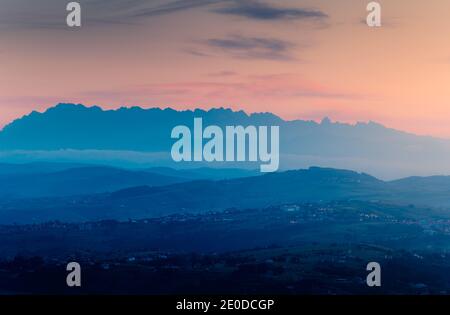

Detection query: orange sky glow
xmin=1 ymin=0 xmax=450 ymax=137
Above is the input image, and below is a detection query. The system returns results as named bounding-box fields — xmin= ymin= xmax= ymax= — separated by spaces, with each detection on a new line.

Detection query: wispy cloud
xmin=359 ymin=17 xmax=399 ymax=28
xmin=208 ymin=71 xmax=238 ymax=77
xmin=79 ymin=73 xmax=364 ymax=106
xmin=1 ymin=0 xmax=329 ymax=30
xmin=214 ymin=0 xmax=328 ymax=21
xmin=0 ymin=0 xmax=228 ymax=30
xmin=124 ymin=0 xmax=226 ymax=18
xmin=184 ymin=48 xmax=213 ymax=57
xmin=203 ymin=35 xmax=296 ymax=60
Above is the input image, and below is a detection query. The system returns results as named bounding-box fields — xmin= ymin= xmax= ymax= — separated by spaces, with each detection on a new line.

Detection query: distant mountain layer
xmin=1 ymin=104 xmax=450 ymax=179
xmin=0 ymin=166 xmax=187 ymax=199
xmin=0 ymin=163 xmax=259 ymax=199
xmin=1 ymin=167 xmax=450 ymax=224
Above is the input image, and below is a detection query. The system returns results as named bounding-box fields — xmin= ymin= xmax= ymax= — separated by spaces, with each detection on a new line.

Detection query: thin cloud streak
xmin=203 ymin=35 xmax=296 ymax=61
xmin=214 ymin=0 xmax=328 ymax=21
xmin=0 ymin=0 xmax=328 ymax=30
xmin=0 ymin=0 xmax=229 ymax=30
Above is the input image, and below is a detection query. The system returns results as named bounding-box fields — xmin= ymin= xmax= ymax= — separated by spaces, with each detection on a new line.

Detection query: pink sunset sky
xmin=1 ymin=0 xmax=450 ymax=137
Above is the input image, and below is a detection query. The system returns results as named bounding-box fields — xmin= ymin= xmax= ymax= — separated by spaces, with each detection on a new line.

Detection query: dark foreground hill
xmin=0 ymin=200 xmax=449 ymax=294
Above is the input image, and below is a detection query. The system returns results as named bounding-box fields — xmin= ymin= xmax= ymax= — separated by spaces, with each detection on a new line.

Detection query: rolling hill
xmin=0 ymin=166 xmax=188 ymax=199
xmin=1 ymin=167 xmax=450 ymax=224
xmin=0 ymin=164 xmax=260 ymax=199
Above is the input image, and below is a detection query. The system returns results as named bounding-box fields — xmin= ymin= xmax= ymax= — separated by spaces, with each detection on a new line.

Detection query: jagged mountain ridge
xmin=1 ymin=103 xmax=450 ymax=179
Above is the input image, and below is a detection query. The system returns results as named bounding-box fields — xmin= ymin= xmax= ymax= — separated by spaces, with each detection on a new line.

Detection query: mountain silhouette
xmin=0 ymin=103 xmax=281 ymax=151
xmin=1 ymin=103 xmax=450 ymax=179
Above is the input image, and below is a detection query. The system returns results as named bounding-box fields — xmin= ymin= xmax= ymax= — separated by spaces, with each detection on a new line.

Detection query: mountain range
xmin=1 ymin=103 xmax=450 ymax=179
